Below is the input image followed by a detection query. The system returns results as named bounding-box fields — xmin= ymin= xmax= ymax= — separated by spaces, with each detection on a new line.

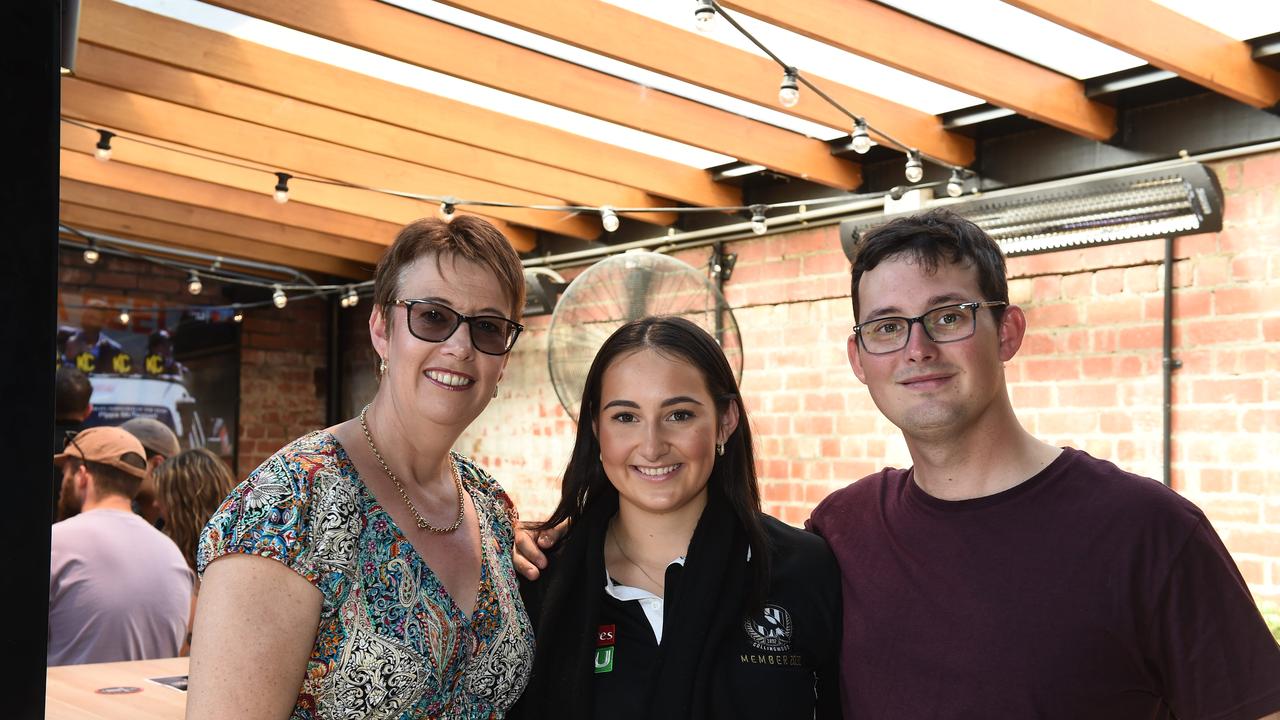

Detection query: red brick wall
xmin=236 ymin=302 xmax=328 ymax=474
xmin=461 ymin=151 xmax=1280 ymax=604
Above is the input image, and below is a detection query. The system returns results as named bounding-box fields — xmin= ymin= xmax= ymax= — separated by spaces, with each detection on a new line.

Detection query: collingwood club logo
xmin=744 ymin=603 xmax=792 ymax=652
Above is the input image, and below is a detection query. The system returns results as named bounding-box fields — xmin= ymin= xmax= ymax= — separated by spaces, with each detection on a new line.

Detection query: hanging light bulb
xmin=118 ymin=307 xmax=130 ymax=326
xmin=339 ymin=289 xmax=351 ymax=308
xmin=94 ymin=130 xmax=115 ymax=162
xmin=904 ymin=151 xmax=924 ymax=184
xmin=946 ymin=168 xmax=966 ymax=198
xmin=851 ymin=118 xmax=872 ymax=155
xmin=272 ymin=285 xmax=288 ymax=309
xmin=439 ymin=201 xmax=456 ymax=221
xmin=694 ymin=0 xmax=716 ymax=31
xmin=600 ymin=206 xmax=620 ymax=233
xmin=232 ymin=308 xmax=244 ymax=323
xmin=749 ymin=205 xmax=768 ymax=235
xmin=82 ymin=242 xmax=100 ymax=265
xmin=345 ymin=287 xmax=360 ymax=308
xmin=778 ymin=68 xmax=800 ymax=108
xmin=186 ymin=271 xmax=203 ymax=295
xmin=273 ymin=172 xmax=292 ymax=204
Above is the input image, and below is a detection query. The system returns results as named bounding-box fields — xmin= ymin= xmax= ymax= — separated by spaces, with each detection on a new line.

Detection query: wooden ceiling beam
xmin=203 ymin=0 xmax=863 ymax=189
xmin=61 ymin=79 xmax=591 ymax=241
xmin=440 ymin=0 xmax=973 ymax=166
xmin=720 ymin=0 xmax=1117 ymax=141
xmin=61 ymin=150 xmax=398 ymax=251
xmin=1005 ymin=0 xmax=1280 ymax=108
xmin=73 ymin=43 xmax=677 ymax=226
xmin=60 ymin=179 xmax=386 ymax=267
xmin=78 ymin=0 xmax=739 ymax=208
xmin=58 ymin=123 xmax=536 ymax=252
xmin=59 ymin=202 xmax=371 ymax=279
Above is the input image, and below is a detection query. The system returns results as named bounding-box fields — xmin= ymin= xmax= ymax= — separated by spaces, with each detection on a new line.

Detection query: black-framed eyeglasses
xmin=392 ymin=299 xmax=523 ymax=356
xmin=853 ymin=301 xmax=1007 ymax=355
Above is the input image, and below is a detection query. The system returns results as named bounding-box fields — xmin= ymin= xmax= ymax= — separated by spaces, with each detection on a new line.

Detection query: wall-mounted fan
xmin=546 ymin=251 xmax=742 ymax=421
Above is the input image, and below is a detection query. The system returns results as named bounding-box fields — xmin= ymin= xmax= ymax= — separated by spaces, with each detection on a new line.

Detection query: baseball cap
xmin=121 ymin=417 xmax=181 ymax=459
xmin=54 ymin=426 xmax=148 ymax=479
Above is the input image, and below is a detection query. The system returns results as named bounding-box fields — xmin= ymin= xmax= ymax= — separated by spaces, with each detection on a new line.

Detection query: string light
xmin=851 ymin=118 xmax=872 ymax=155
xmin=694 ymin=0 xmax=717 ymax=31
xmin=62 ymin=119 xmax=974 ymax=231
xmin=946 ymin=168 xmax=966 ymax=198
xmin=94 ymin=130 xmax=115 ymax=162
xmin=273 ymin=172 xmax=292 ymax=204
xmin=749 ymin=205 xmax=768 ymax=235
xmin=340 ymin=286 xmax=360 ymax=308
xmin=777 ymin=68 xmax=799 ymax=108
xmin=186 ymin=271 xmax=203 ymax=295
xmin=233 ymin=309 xmax=244 ymax=323
xmin=82 ymin=241 xmax=100 ymax=265
xmin=272 ymin=285 xmax=288 ymax=309
xmin=904 ymin=151 xmax=924 ymax=184
xmin=118 ymin=307 xmax=130 ymax=325
xmin=600 ymin=206 xmax=620 ymax=233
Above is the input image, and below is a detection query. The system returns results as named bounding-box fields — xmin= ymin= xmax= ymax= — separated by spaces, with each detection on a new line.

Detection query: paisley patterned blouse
xmin=197 ymin=431 xmax=534 ymax=719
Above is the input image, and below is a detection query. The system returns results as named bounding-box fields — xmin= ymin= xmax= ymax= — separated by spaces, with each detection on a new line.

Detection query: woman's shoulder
xmin=453 ymin=453 xmax=519 ymax=532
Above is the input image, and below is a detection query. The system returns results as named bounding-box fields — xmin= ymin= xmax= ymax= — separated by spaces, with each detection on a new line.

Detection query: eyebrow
xmin=601 ymin=396 xmax=705 ymax=411
xmin=410 ymin=296 xmax=508 ymax=317
xmin=864 ymin=293 xmax=972 ymax=320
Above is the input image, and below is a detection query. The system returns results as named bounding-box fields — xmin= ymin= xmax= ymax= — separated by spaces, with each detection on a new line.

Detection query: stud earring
xmin=716 ymin=443 xmax=725 ymax=457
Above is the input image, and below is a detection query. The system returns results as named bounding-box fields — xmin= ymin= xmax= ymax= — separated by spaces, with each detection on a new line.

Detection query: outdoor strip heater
xmin=840 ymin=161 xmax=1224 ymax=259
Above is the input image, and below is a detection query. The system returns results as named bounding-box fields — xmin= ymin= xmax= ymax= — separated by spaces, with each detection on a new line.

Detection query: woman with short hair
xmin=188 ymin=215 xmax=534 ymax=720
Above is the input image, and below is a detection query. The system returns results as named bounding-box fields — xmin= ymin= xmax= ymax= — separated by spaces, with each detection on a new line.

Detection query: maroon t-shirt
xmin=807 ymin=447 xmax=1280 ymax=719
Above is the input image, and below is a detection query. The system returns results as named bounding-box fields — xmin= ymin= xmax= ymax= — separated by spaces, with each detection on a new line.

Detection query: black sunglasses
xmin=392 ymin=300 xmax=523 ymax=356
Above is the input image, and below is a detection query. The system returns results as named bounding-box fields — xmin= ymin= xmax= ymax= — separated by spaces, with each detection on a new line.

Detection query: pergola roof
xmin=60 ymin=0 xmax=1280 ymax=280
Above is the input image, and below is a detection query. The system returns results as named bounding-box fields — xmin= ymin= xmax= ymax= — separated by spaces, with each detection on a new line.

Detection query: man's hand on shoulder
xmin=513 ymin=521 xmax=565 ymax=580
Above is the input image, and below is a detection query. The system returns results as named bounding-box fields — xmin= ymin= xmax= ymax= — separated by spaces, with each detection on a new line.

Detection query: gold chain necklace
xmin=359 ymin=404 xmax=464 ymax=534
xmin=610 ymin=522 xmax=665 ymax=590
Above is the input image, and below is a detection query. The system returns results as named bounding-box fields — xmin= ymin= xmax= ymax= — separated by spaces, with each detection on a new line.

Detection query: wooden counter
xmin=46 ymin=657 xmax=188 ymax=720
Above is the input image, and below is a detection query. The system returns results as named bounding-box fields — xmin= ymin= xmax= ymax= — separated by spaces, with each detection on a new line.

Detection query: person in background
xmin=155 ymin=447 xmax=235 ymax=573
xmin=512 ymin=317 xmax=840 ymax=720
xmin=153 ymin=447 xmax=237 ymax=655
xmin=188 ymin=215 xmax=534 ymax=720
xmin=121 ymin=416 xmax=181 ymax=527
xmin=62 ymin=299 xmax=126 ymax=374
xmin=49 ymin=426 xmax=193 ymax=665
xmin=53 ymin=367 xmax=93 ymax=521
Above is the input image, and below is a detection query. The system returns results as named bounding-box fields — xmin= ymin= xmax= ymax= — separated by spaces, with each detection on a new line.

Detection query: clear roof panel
xmin=1151 ymin=0 xmax=1280 ymax=40
xmin=115 ymin=0 xmax=736 ymax=169
xmin=607 ymin=0 xmax=982 ymax=115
xmin=388 ymin=0 xmax=846 ymax=141
xmin=880 ymin=0 xmax=1145 ymax=80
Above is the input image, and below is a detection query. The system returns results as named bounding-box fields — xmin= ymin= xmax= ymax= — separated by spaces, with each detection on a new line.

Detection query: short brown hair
xmin=65 ymin=457 xmax=145 ymax=500
xmin=372 ymin=215 xmax=526 ymax=321
xmin=850 ymin=208 xmax=1008 ymax=323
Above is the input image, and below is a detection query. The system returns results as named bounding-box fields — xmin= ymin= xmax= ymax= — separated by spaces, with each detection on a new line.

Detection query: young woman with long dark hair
xmin=512 ymin=316 xmax=841 ymax=720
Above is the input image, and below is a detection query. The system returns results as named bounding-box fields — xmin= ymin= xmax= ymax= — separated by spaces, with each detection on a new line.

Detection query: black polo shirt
xmin=591 ymin=515 xmax=842 ymax=719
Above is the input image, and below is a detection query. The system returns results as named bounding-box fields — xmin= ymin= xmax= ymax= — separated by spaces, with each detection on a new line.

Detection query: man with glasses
xmin=49 ymin=426 xmax=193 ymax=665
xmin=809 ymin=209 xmax=1280 ymax=718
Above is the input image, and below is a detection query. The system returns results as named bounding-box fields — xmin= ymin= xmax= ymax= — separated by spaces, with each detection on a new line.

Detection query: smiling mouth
xmin=424 ymin=369 xmax=475 ymax=389
xmin=634 ymin=463 xmax=681 ymax=478
xmin=898 ymin=373 xmax=953 ymax=389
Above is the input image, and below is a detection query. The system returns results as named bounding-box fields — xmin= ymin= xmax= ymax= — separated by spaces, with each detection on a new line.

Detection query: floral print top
xmin=198 ymin=431 xmax=534 ymax=720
